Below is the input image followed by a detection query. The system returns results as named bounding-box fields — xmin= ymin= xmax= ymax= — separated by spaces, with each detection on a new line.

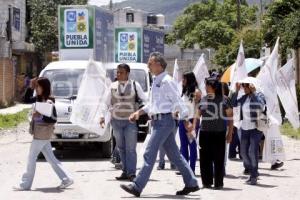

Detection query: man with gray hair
xmin=120 ymin=52 xmax=199 ymax=197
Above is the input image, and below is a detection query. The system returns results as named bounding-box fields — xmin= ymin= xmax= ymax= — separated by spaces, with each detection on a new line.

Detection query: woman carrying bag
xmin=15 ymin=77 xmax=73 ymax=190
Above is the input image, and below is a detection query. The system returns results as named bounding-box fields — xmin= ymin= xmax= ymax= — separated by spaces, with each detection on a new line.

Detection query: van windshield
xmin=42 ymin=69 xmax=84 ymax=98
xmin=106 ymin=69 xmax=148 ymax=92
xmin=42 ymin=68 xmax=148 ymax=98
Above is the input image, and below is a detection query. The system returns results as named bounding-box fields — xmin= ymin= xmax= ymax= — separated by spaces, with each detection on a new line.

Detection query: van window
xmin=106 ymin=69 xmax=148 ymax=92
xmin=42 ymin=69 xmax=84 ymax=98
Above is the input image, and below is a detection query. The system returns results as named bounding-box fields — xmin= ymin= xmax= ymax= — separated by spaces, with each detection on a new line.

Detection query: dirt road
xmin=1 ymin=123 xmax=300 ymax=200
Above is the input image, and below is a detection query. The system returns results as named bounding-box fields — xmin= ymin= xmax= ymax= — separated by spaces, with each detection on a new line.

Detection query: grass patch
xmin=280 ymin=122 xmax=300 ymax=140
xmin=0 ymin=109 xmax=30 ymax=129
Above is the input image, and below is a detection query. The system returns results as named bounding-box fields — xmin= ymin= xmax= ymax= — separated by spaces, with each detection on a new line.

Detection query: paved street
xmin=1 ymin=123 xmax=300 ymax=200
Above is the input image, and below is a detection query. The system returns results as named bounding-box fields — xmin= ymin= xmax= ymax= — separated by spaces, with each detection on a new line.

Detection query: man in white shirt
xmin=100 ymin=63 xmax=147 ymax=182
xmin=120 ymin=52 xmax=199 ymax=197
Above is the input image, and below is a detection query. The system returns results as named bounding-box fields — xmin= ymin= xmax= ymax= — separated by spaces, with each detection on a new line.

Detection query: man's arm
xmin=225 ymin=107 xmax=234 ymax=143
xmin=135 ymin=81 xmax=148 ymax=103
xmin=163 ymin=79 xmax=194 ymax=131
xmin=99 ymin=87 xmax=112 ymax=127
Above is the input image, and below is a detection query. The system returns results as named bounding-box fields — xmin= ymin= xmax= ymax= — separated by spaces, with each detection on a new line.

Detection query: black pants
xmin=228 ymin=127 xmax=241 ymax=159
xmin=199 ymin=131 xmax=226 ymax=187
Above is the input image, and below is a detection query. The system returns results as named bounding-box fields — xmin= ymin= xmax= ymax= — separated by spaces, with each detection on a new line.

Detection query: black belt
xmin=150 ymin=113 xmax=172 ymax=120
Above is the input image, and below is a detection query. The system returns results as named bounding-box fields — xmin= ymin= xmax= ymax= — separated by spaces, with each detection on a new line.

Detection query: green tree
xmin=166 ymin=0 xmax=257 ymax=50
xmin=262 ymin=0 xmax=300 ymax=60
xmin=27 ymin=0 xmax=88 ymax=53
xmin=214 ymin=27 xmax=263 ymax=67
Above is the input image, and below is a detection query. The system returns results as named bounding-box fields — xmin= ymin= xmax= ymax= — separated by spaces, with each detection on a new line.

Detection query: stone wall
xmin=0 ymin=57 xmax=14 ymax=106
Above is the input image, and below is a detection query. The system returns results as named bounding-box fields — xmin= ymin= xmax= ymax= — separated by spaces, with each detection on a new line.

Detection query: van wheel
xmin=38 ymin=152 xmax=45 ymax=159
xmin=101 ymin=138 xmax=113 ymax=158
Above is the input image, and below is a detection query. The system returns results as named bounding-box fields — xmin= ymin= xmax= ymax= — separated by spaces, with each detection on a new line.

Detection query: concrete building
xmin=0 ymin=0 xmax=36 ymax=106
xmin=113 ymin=7 xmax=165 ymax=29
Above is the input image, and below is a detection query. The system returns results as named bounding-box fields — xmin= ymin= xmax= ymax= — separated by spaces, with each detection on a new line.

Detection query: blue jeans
xmin=20 ymin=140 xmax=72 ymax=189
xmin=158 ymin=146 xmax=166 ymax=167
xmin=133 ymin=114 xmax=198 ymax=192
xmin=240 ymin=129 xmax=263 ymax=178
xmin=111 ymin=119 xmax=138 ymax=176
xmin=179 ymin=120 xmax=199 ymax=173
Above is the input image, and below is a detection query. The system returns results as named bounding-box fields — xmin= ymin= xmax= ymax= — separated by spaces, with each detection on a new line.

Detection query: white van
xmin=39 ymin=60 xmax=151 ymax=157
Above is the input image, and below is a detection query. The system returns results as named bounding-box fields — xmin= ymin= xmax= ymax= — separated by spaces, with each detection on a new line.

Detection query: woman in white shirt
xmin=178 ymin=72 xmax=201 ymax=174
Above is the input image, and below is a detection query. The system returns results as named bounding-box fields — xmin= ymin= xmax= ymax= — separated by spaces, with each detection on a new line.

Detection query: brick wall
xmin=0 ymin=57 xmax=14 ymax=106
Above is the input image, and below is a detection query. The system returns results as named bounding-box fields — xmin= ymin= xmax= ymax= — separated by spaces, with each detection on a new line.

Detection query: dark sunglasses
xmin=241 ymin=83 xmax=250 ymax=87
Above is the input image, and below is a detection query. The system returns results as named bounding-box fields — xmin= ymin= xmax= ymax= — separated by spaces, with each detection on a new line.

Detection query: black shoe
xmin=245 ymin=177 xmax=251 ymax=184
xmin=202 ymin=185 xmax=212 ymax=189
xmin=129 ymin=175 xmax=136 ymax=182
xmin=120 ymin=184 xmax=140 ymax=197
xmin=271 ymin=162 xmax=284 ymax=170
xmin=170 ymin=164 xmax=176 ymax=170
xmin=175 ymin=171 xmax=182 ymax=175
xmin=246 ymin=177 xmax=257 ymax=185
xmin=243 ymin=169 xmax=250 ymax=175
xmin=157 ymin=164 xmax=165 ymax=170
xmin=176 ymin=186 xmax=200 ymax=195
xmin=214 ymin=186 xmax=224 ymax=190
xmin=116 ymin=172 xmax=128 ymax=180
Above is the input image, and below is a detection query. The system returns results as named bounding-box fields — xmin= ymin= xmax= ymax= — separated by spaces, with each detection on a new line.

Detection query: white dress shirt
xmin=142 ymin=71 xmax=189 ymax=119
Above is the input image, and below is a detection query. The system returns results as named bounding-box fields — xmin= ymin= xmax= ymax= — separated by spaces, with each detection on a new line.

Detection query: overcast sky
xmin=88 ymin=0 xmax=127 ymax=6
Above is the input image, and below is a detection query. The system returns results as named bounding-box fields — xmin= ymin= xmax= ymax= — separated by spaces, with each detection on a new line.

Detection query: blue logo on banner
xmin=67 ymin=22 xmax=77 ymax=32
xmin=120 ymin=43 xmax=128 ymax=51
xmin=66 ymin=11 xmax=76 ymax=22
xmin=120 ymin=33 xmax=128 ymax=42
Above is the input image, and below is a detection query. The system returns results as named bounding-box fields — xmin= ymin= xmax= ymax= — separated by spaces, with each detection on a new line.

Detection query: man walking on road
xmin=100 ymin=63 xmax=147 ymax=182
xmin=120 ymin=52 xmax=199 ymax=197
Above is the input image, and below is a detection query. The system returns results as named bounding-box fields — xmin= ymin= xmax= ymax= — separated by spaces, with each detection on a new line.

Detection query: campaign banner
xmin=115 ymin=28 xmax=142 ymax=63
xmin=94 ymin=8 xmax=114 ymax=62
xmin=142 ymin=29 xmax=164 ymax=63
xmin=59 ymin=6 xmax=94 ymax=49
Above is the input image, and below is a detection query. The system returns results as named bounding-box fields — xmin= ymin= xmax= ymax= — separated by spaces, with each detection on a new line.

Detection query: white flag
xmin=173 ymin=58 xmax=182 ymax=83
xmin=263 ymin=124 xmax=286 ymax=162
xmin=275 ymin=58 xmax=300 ymax=129
xmin=257 ymin=37 xmax=282 ymax=125
xmin=193 ymin=54 xmax=209 ymax=95
xmin=230 ymin=41 xmax=248 ymax=91
xmin=172 ymin=58 xmax=182 ymax=92
xmin=70 ymin=59 xmax=111 ymax=135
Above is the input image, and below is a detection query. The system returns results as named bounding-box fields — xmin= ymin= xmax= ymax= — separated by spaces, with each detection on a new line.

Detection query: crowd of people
xmin=14 ymin=52 xmax=284 ymax=197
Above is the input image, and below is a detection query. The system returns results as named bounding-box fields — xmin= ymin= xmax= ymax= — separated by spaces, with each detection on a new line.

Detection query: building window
xmin=126 ymin=13 xmax=134 ymax=23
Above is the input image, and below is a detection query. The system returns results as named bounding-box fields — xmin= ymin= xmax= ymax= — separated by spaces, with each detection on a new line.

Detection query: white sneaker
xmin=57 ymin=179 xmax=74 ymax=189
xmin=12 ymin=186 xmax=30 ymax=191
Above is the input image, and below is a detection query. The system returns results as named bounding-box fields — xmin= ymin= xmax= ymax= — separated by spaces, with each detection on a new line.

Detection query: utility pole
xmin=236 ymin=0 xmax=241 ymax=30
xmin=109 ymin=0 xmax=113 ymax=11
